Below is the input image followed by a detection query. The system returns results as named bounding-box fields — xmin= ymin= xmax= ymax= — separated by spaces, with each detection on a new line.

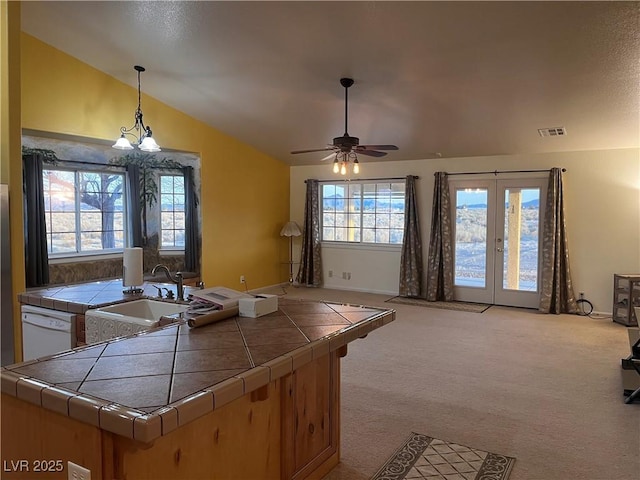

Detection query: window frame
xmin=42 ymin=165 xmax=128 ymax=259
xmin=320 ymin=180 xmax=406 ymax=247
xmin=158 ymin=173 xmax=186 ymax=251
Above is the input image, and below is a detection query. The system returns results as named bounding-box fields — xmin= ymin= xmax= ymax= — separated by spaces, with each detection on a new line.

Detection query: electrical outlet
xmin=68 ymin=462 xmax=91 ymax=480
xmin=342 ymin=272 xmax=347 ymax=279
xmin=240 ymin=275 xmax=245 ymax=284
xmin=328 ymin=270 xmax=333 ymax=278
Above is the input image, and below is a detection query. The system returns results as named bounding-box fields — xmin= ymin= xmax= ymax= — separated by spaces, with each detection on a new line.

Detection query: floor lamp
xmin=280 ymin=221 xmax=302 ymax=283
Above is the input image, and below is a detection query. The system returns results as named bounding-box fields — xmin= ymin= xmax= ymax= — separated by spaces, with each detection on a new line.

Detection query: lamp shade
xmin=280 ymin=221 xmax=302 ymax=237
xmin=139 ymin=135 xmax=161 ymax=152
xmin=113 ymin=135 xmax=134 ymax=150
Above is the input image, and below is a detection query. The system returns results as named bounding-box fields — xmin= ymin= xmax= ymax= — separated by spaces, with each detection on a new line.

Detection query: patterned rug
xmin=371 ymin=432 xmax=515 ymax=480
xmin=385 ymin=297 xmax=491 ymax=313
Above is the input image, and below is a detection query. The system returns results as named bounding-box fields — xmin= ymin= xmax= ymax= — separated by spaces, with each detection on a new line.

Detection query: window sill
xmin=48 ymin=252 xmax=123 ymax=265
xmin=159 ymin=249 xmax=185 ymax=256
xmin=321 ymin=242 xmax=402 ymax=253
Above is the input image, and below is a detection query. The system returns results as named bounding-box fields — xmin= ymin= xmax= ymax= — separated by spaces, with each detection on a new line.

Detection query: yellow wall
xmin=19 ymin=33 xmax=290 ymax=289
xmin=14 ymin=33 xmax=290 ymax=295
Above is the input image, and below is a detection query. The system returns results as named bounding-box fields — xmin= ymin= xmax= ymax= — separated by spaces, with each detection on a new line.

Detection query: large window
xmin=160 ymin=174 xmax=185 ymax=249
xmin=321 ymin=181 xmax=405 ymax=244
xmin=43 ymin=168 xmax=125 ymax=255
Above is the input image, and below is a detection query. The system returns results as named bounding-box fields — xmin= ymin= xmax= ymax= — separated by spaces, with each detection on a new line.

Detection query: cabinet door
xmin=282 ymin=352 xmax=339 ymax=480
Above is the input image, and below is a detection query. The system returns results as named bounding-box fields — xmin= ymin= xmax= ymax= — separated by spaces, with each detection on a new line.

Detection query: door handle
xmin=496 ymin=247 xmax=503 ymax=252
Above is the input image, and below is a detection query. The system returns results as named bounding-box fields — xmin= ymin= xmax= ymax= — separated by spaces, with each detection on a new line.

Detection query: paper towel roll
xmin=123 ymin=247 xmax=144 ymax=287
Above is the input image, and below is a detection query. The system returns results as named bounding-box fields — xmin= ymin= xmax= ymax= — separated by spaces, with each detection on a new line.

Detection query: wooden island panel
xmin=0 ymin=394 xmax=105 ymax=479
xmin=281 ymin=351 xmax=340 ymax=480
xmin=111 ymin=381 xmax=282 ymax=479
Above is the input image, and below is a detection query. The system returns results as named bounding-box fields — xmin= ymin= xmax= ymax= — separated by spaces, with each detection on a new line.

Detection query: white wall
xmin=290 ymin=148 xmax=640 ymax=312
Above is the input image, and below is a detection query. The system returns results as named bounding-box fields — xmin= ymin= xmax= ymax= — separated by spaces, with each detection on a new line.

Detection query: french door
xmin=450 ymin=177 xmax=547 ymax=308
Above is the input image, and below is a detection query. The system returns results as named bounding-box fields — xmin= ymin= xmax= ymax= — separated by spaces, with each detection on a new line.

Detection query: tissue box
xmin=238 ymin=294 xmax=278 ymax=318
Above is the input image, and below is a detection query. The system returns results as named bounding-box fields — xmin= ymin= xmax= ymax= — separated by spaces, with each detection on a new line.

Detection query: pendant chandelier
xmin=112 ymin=65 xmax=161 ymax=153
xmin=332 ymin=151 xmax=360 ymax=175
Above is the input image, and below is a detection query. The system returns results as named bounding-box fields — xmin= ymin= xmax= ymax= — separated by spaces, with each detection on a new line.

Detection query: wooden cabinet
xmin=281 ymin=351 xmax=340 ymax=480
xmin=613 ymin=274 xmax=640 ymax=326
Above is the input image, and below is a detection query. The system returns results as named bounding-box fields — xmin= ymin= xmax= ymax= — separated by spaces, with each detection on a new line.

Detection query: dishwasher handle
xmin=22 ymin=314 xmax=73 ymax=333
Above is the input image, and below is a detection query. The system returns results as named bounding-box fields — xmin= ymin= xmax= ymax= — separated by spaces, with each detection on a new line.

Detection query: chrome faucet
xmin=151 ymin=264 xmax=185 ymax=301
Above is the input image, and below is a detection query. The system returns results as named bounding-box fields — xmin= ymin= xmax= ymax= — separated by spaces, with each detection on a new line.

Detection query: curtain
xmin=296 ymin=179 xmax=322 ymax=286
xmin=539 ymin=168 xmax=578 ymax=314
xmin=126 ymin=164 xmax=143 ymax=247
xmin=399 ymin=175 xmax=423 ymax=297
xmin=183 ymin=166 xmax=200 ymax=273
xmin=425 ymin=172 xmax=454 ymax=301
xmin=23 ymin=153 xmax=49 ymax=287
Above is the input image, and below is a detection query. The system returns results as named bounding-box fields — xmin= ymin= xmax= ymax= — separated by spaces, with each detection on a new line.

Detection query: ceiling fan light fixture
xmin=113 ymin=65 xmax=161 ymax=153
xmin=290 ymin=78 xmax=398 ymax=171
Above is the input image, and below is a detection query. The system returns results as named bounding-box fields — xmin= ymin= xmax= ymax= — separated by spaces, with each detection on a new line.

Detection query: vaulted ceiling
xmin=21 ymin=1 xmax=640 ymax=165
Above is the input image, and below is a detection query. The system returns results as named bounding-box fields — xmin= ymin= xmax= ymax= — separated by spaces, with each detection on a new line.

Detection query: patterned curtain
xmin=399 ymin=175 xmax=423 ymax=297
xmin=296 ymin=179 xmax=322 ymax=286
xmin=539 ymin=168 xmax=578 ymax=314
xmin=183 ymin=166 xmax=200 ymax=273
xmin=125 ymin=164 xmax=143 ymax=247
xmin=425 ymin=172 xmax=454 ymax=301
xmin=23 ymin=153 xmax=50 ymax=287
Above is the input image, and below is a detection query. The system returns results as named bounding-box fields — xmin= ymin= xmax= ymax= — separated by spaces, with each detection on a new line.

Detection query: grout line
xmin=166 ymin=328 xmax=181 ymax=405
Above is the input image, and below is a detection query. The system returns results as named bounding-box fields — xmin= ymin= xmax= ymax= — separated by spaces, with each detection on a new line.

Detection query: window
xmin=160 ymin=174 xmax=185 ymax=249
xmin=321 ymin=181 xmax=405 ymax=244
xmin=43 ymin=168 xmax=125 ymax=255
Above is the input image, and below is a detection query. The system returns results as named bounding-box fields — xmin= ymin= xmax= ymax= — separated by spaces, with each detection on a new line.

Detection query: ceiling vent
xmin=538 ymin=127 xmax=567 ymax=137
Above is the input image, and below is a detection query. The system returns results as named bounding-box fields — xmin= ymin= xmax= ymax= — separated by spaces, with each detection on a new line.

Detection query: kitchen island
xmin=1 ymin=297 xmax=394 ymax=480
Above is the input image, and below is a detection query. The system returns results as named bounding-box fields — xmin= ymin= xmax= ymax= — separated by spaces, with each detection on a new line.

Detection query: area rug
xmin=385 ymin=297 xmax=491 ymax=313
xmin=371 ymin=432 xmax=515 ymax=480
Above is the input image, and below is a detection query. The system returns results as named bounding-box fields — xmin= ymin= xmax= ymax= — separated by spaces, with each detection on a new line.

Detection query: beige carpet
xmin=371 ymin=432 xmax=515 ymax=480
xmin=272 ymin=286 xmax=639 ymax=480
xmin=385 ymin=297 xmax=491 ymax=313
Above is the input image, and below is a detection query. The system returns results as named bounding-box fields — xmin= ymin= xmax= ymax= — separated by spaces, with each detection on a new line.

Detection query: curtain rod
xmin=443 ymin=168 xmax=566 ymax=176
xmin=306 ymin=175 xmax=419 ymax=183
xmin=53 ymin=159 xmax=124 ymax=169
xmin=50 ymin=158 xmax=182 ymax=171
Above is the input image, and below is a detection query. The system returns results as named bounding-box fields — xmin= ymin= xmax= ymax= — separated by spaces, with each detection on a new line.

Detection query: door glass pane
xmin=503 ymin=188 xmax=540 ymax=291
xmin=454 ymin=188 xmax=488 ymax=288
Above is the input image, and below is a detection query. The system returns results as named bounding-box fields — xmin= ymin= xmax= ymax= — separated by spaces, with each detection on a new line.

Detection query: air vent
xmin=538 ymin=127 xmax=567 ymax=137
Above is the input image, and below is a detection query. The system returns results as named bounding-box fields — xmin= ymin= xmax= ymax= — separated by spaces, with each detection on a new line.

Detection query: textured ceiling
xmin=21 ymin=1 xmax=640 ymax=166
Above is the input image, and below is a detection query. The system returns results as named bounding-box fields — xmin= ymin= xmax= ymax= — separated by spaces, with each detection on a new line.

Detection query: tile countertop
xmin=1 ymin=297 xmax=395 ymax=444
xmin=18 ymin=279 xmax=191 ymax=313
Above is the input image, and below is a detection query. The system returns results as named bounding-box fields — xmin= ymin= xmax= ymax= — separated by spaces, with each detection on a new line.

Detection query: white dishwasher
xmin=21 ymin=305 xmax=76 ymax=361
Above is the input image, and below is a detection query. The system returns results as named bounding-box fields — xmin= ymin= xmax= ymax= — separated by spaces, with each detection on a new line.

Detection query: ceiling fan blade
xmin=356 ymin=149 xmax=388 ymax=158
xmin=291 ymin=147 xmax=336 ymax=155
xmin=358 ymin=144 xmax=398 ymax=151
xmin=320 ymin=152 xmax=337 ymax=162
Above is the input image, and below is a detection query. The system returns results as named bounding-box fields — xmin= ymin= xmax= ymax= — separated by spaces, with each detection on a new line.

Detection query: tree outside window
xmin=43 ymin=168 xmax=125 ymax=254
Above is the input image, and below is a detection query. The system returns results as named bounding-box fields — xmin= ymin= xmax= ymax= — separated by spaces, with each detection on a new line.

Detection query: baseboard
xmin=247 ymin=282 xmax=289 ymax=295
xmin=316 ymin=284 xmax=398 ymax=296
xmin=247 ymin=282 xmax=398 ymax=297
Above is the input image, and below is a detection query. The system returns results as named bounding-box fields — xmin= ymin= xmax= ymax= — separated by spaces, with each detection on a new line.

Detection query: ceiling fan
xmin=291 ymin=78 xmax=399 ymax=162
